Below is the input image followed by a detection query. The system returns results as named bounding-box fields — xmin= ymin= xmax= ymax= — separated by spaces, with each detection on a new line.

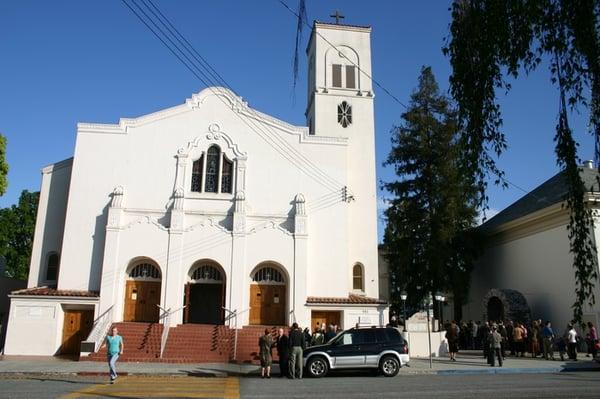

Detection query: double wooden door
xmin=311 ymin=311 xmax=341 ymax=331
xmin=249 ymin=284 xmax=286 ymax=326
xmin=123 ymin=280 xmax=161 ymax=322
xmin=61 ymin=309 xmax=94 ymax=355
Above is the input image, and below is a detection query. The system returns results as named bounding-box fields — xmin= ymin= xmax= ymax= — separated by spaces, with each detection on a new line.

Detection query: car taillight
xmin=403 ymin=345 xmax=408 ymax=354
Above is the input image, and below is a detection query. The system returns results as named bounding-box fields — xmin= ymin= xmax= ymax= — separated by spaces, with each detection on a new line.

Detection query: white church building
xmin=4 ymin=21 xmax=388 ymax=356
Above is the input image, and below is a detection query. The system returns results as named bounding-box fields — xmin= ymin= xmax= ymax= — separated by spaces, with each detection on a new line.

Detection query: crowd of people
xmin=258 ymin=322 xmax=343 ymax=379
xmin=440 ymin=319 xmax=599 ymax=367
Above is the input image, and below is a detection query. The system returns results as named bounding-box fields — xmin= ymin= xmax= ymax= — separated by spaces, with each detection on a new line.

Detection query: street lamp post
xmin=425 ymin=293 xmax=433 ymax=369
xmin=400 ymin=291 xmax=407 ymax=328
xmin=434 ymin=293 xmax=447 ymax=332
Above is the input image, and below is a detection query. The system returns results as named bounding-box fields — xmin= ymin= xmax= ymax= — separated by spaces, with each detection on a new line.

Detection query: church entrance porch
xmin=249 ymin=264 xmax=287 ymax=326
xmin=123 ymin=261 xmax=162 ymax=323
xmin=184 ymin=261 xmax=225 ymax=325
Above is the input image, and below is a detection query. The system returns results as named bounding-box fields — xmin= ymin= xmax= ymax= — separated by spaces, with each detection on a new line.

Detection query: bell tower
xmin=306 ymin=17 xmax=379 ymax=298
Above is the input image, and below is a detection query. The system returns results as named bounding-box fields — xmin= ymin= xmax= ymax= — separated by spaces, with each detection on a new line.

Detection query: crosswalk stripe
xmin=59 ymin=376 xmax=240 ymax=399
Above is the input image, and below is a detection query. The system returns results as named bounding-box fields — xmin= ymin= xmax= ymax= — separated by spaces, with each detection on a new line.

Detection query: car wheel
xmin=307 ymin=356 xmax=329 ymax=378
xmin=379 ymin=355 xmax=400 ymax=377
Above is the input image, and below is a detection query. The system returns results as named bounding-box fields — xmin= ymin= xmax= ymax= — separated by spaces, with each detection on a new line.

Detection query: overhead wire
xmin=124 ymin=0 xmax=348 ymax=195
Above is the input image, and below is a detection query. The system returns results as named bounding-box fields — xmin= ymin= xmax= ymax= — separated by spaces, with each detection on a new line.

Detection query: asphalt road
xmin=0 ymin=372 xmax=598 ymax=399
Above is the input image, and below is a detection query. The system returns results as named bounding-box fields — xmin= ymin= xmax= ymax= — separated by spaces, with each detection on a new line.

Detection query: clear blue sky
xmin=0 ymin=1 xmax=594 ymax=241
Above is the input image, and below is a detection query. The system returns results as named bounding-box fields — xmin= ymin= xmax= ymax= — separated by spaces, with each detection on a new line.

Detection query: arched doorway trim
xmin=184 ymin=260 xmax=226 ymax=324
xmin=249 ymin=262 xmax=288 ymax=326
xmin=123 ymin=258 xmax=162 ymax=322
xmin=482 ymin=288 xmax=531 ymax=324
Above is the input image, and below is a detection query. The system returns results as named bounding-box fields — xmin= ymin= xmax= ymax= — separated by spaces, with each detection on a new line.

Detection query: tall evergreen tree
xmin=383 ymin=67 xmax=479 ymax=315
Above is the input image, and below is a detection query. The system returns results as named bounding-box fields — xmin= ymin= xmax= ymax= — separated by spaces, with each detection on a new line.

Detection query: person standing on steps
xmin=487 ymin=324 xmax=503 ymax=367
xmin=288 ymin=323 xmax=306 ymax=379
xmin=258 ymin=328 xmax=274 ymax=379
xmin=101 ymin=327 xmax=123 ymax=384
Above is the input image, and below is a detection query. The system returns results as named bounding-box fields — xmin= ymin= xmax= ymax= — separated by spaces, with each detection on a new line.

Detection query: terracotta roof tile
xmin=306 ymin=294 xmax=387 ymax=305
xmin=11 ymin=286 xmax=99 ymax=297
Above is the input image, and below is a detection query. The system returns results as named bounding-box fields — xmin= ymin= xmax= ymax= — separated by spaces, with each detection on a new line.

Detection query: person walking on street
xmin=487 ymin=324 xmax=503 ymax=367
xmin=276 ymin=328 xmax=290 ymax=378
xmin=541 ymin=321 xmax=555 ymax=360
xmin=101 ymin=327 xmax=123 ymax=383
xmin=567 ymin=324 xmax=578 ymax=361
xmin=258 ymin=329 xmax=274 ymax=378
xmin=288 ymin=323 xmax=306 ymax=379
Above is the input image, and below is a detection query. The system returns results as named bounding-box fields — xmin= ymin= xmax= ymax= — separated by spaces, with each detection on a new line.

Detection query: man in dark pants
xmin=288 ymin=322 xmax=306 ymax=379
xmin=276 ymin=328 xmax=290 ymax=377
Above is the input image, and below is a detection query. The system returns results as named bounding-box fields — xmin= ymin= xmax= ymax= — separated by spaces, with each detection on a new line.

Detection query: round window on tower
xmin=337 ymin=101 xmax=352 ymax=128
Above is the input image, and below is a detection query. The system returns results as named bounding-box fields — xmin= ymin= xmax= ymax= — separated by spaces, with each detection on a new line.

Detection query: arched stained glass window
xmin=191 ymin=155 xmax=204 ymax=192
xmin=205 ymin=146 xmax=220 ymax=193
xmin=190 ymin=263 xmax=223 ymax=282
xmin=221 ymin=156 xmax=233 ymax=194
xmin=46 ymin=253 xmax=59 ymax=281
xmin=353 ymin=263 xmax=364 ymax=291
xmin=337 ymin=101 xmax=352 ymax=128
xmin=253 ymin=266 xmax=285 ymax=284
xmin=129 ymin=262 xmax=161 ymax=280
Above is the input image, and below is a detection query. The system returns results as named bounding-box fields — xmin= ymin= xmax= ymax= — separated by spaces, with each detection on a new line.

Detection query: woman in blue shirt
xmin=102 ymin=327 xmax=124 ymax=383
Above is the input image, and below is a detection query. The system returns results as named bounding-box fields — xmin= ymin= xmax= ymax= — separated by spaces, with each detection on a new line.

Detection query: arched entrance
xmin=184 ymin=261 xmax=225 ymax=325
xmin=249 ymin=263 xmax=287 ymax=326
xmin=487 ymin=296 xmax=504 ymax=322
xmin=123 ymin=260 xmax=161 ymax=322
xmin=482 ymin=288 xmax=531 ymax=324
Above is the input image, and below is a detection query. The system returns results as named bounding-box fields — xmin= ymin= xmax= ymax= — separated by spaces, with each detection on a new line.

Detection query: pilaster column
xmin=292 ymin=194 xmax=309 ymax=327
xmin=164 ymin=187 xmax=185 ymax=326
xmin=99 ymin=186 xmax=125 ymax=321
xmin=229 ymin=191 xmax=248 ymax=326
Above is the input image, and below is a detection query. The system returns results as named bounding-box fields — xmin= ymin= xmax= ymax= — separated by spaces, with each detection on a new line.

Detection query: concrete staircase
xmin=86 ymin=322 xmax=285 ymax=364
xmin=87 ymin=322 xmax=163 ymax=362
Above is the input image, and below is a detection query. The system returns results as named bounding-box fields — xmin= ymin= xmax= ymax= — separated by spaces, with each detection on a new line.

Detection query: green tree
xmin=382 ymin=66 xmax=480 ymax=316
xmin=0 ymin=190 xmax=39 ymax=279
xmin=445 ymin=0 xmax=599 ymax=324
xmin=0 ymin=134 xmax=8 ymax=196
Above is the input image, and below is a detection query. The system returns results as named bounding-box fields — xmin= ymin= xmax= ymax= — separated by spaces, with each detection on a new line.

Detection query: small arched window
xmin=190 ymin=263 xmax=223 ymax=282
xmin=253 ymin=266 xmax=285 ymax=284
xmin=128 ymin=262 xmax=161 ymax=280
xmin=205 ymin=146 xmax=220 ymax=193
xmin=46 ymin=253 xmax=59 ymax=281
xmin=337 ymin=101 xmax=352 ymax=128
xmin=352 ymin=263 xmax=364 ymax=291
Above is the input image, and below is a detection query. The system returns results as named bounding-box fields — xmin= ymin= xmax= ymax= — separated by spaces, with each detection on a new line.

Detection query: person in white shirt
xmin=567 ymin=324 xmax=578 ymax=361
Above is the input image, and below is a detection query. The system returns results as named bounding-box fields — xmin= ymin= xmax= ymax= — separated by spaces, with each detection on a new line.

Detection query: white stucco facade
xmin=4 ymin=22 xmax=388 ymax=356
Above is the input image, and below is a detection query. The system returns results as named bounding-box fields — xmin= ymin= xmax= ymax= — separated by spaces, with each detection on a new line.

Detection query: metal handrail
xmin=157 ymin=305 xmax=186 ymax=358
xmin=84 ymin=305 xmax=114 ymax=352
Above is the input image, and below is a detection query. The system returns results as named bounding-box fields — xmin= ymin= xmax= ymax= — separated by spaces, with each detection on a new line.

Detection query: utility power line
xmin=121 ymin=0 xmax=348 ymax=196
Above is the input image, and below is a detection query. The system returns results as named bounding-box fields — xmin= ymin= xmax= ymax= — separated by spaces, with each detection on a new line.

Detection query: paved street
xmin=0 ymin=372 xmax=599 ymax=399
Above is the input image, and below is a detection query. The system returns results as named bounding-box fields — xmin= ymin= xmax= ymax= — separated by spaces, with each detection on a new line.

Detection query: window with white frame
xmin=353 ymin=263 xmax=364 ymax=291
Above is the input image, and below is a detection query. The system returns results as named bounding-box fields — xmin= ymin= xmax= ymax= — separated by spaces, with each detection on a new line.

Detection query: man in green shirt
xmin=102 ymin=327 xmax=124 ymax=383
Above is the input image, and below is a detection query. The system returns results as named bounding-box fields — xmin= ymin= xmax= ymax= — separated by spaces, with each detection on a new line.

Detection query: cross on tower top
xmin=330 ymin=10 xmax=345 ymax=24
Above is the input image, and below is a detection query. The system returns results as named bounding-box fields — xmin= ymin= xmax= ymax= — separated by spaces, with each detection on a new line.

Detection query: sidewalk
xmin=0 ymin=351 xmax=598 ymax=377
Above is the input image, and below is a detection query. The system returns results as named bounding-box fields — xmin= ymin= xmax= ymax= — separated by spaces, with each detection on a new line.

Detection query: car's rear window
xmin=376 ymin=328 xmax=404 ymax=344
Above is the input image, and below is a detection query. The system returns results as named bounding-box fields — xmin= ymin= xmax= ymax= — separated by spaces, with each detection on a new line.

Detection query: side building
xmin=464 ymin=161 xmax=600 ymax=330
